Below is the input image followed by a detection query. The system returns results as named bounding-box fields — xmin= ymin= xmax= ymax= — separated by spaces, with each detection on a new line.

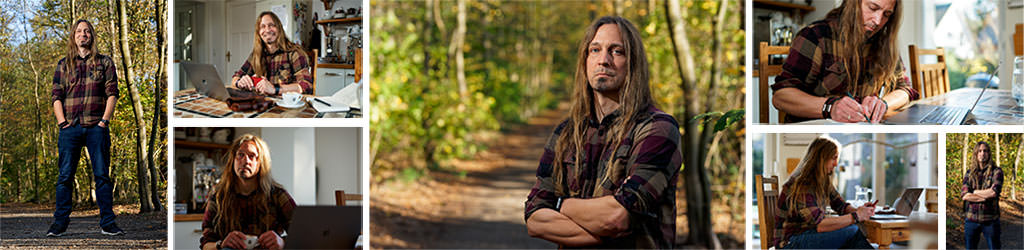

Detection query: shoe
xmin=100 ymin=223 xmax=125 ymax=236
xmin=46 ymin=223 xmax=66 ymax=237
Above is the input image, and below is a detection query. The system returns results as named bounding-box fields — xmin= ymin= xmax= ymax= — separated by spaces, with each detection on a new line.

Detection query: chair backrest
xmin=309 ymin=49 xmax=319 ymax=94
xmin=1014 ymin=23 xmax=1022 ymax=56
xmin=759 ymin=42 xmax=790 ymax=123
xmin=335 ymin=190 xmax=362 ymax=206
xmin=756 ymin=175 xmax=780 ymax=249
xmin=909 ymin=45 xmax=950 ymax=98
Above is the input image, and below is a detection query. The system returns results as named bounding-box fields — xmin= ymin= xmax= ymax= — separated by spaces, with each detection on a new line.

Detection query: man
xmin=524 ymin=16 xmax=682 ymax=248
xmin=961 ymin=141 xmax=1003 ymax=249
xmin=47 ymin=19 xmax=123 ymax=237
xmin=201 ymin=134 xmax=296 ymax=250
xmin=774 ymin=137 xmax=875 ymax=249
xmin=232 ymin=11 xmax=313 ymax=96
xmin=771 ymin=0 xmax=919 ymax=123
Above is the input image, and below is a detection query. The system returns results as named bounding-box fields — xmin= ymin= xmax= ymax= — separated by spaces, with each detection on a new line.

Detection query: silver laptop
xmin=181 ymin=63 xmax=258 ymax=101
xmin=870 ymin=188 xmax=923 ymax=220
xmin=884 ymin=65 xmax=999 ymax=125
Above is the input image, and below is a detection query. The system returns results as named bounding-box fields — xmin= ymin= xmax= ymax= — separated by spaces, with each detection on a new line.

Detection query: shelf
xmin=315 ymin=17 xmax=361 ymax=25
xmin=753 ymin=0 xmax=815 ymax=12
xmin=175 ymin=140 xmax=231 ymax=150
xmin=174 ymin=213 xmax=204 ymax=222
xmin=317 ymin=63 xmax=355 ymax=69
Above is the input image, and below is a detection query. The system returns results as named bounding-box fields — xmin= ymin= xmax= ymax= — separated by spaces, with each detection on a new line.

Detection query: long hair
xmin=250 ymin=11 xmax=303 ymax=76
xmin=825 ymin=0 xmax=902 ymax=97
xmin=783 ymin=137 xmax=841 ymax=210
xmin=210 ymin=134 xmax=283 ymax=234
xmin=551 ymin=16 xmax=653 ymax=197
xmin=63 ymin=19 xmax=97 ymax=84
xmin=966 ymin=141 xmax=994 ymax=189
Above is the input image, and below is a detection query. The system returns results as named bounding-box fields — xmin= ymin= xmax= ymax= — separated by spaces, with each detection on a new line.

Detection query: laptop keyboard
xmin=920 ymin=107 xmax=961 ymax=124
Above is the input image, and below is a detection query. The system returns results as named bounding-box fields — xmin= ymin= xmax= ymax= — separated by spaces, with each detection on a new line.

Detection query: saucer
xmin=276 ymin=100 xmax=305 ymax=109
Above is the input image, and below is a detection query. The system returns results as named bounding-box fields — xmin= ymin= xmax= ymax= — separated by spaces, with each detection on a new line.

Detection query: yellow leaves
xmin=645 ymin=21 xmax=657 ymax=35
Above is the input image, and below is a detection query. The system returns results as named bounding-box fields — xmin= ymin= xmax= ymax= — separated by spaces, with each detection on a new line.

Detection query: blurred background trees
xmin=370 ymin=0 xmax=745 ymax=247
xmin=0 ymin=0 xmax=167 ymax=213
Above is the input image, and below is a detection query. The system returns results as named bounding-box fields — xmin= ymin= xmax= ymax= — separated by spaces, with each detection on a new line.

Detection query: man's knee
xmin=838 ymin=224 xmax=861 ymax=238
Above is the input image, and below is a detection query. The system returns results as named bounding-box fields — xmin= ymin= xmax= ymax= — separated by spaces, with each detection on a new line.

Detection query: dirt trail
xmin=370 ymin=106 xmax=567 ymax=248
xmin=1 ymin=203 xmax=167 ymax=249
xmin=946 ymin=199 xmax=1024 ymax=249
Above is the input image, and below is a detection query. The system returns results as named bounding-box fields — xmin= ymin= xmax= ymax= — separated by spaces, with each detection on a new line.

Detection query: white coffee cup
xmin=282 ymin=92 xmax=302 ymax=106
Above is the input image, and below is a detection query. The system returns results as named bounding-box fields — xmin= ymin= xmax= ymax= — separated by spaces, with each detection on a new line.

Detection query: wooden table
xmin=901 ymin=87 xmax=1024 ymax=125
xmin=173 ymin=89 xmax=361 ymax=118
xmin=793 ymin=88 xmax=1023 ymax=125
xmin=861 ymin=218 xmax=910 ymax=249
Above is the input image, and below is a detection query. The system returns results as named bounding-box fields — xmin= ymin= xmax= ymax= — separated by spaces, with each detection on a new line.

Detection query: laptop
xmin=180 ymin=62 xmax=257 ymax=101
xmin=870 ymin=188 xmax=923 ymax=220
xmin=884 ymin=65 xmax=999 ymax=125
xmin=285 ymin=206 xmax=362 ymax=249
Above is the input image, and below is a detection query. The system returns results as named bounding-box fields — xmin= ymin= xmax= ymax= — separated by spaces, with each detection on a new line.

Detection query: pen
xmin=313 ymin=98 xmax=332 ymax=107
xmin=846 ymin=92 xmax=870 ymax=121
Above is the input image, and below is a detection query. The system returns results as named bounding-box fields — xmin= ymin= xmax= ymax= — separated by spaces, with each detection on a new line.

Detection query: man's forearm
xmin=817 ymin=214 xmax=854 ymax=233
xmin=973 ymin=188 xmax=997 ymax=199
xmin=53 ymin=100 xmax=66 ymax=123
xmin=882 ymin=89 xmax=911 ymax=112
xmin=526 ymin=208 xmax=602 ymax=246
xmin=560 ymin=195 xmax=629 ymax=237
xmin=963 ymin=193 xmax=986 ymax=202
xmin=102 ymin=96 xmax=116 ymax=120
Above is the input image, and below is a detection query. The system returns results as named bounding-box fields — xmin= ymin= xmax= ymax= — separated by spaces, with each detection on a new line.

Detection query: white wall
xmin=262 ymin=127 xmax=318 ymax=205
xmin=315 ymin=127 xmax=362 ymax=205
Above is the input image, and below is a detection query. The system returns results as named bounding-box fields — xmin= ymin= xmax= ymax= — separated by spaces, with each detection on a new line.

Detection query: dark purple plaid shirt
xmin=525 ymin=105 xmax=682 ymax=248
xmin=232 ymin=47 xmax=313 ymax=95
xmin=771 ymin=18 xmax=920 ymax=123
xmin=200 ymin=186 xmax=297 ymax=247
xmin=961 ymin=165 xmax=1003 ymax=222
xmin=51 ymin=53 xmax=119 ymax=127
xmin=773 ymin=181 xmax=850 ymax=249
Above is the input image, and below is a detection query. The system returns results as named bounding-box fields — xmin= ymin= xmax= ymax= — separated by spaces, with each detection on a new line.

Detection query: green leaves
xmin=690 ymin=108 xmax=744 ymax=133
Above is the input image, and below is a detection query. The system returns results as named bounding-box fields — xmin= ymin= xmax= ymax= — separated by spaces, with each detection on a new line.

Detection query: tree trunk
xmin=146 ymin=0 xmax=167 ymax=211
xmin=1013 ymin=135 xmax=1022 ymax=200
xmin=112 ymin=0 xmax=153 ymax=213
xmin=19 ymin=7 xmax=44 ymax=203
xmin=452 ymin=0 xmax=467 ymax=97
xmin=962 ymin=133 xmax=969 ymax=176
xmin=665 ymin=0 xmax=715 ymax=248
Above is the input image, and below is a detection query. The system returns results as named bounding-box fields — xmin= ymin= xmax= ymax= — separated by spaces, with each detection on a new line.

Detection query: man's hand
xmin=830 ymin=97 xmax=868 ymax=123
xmin=861 ymin=96 xmax=887 ymax=123
xmin=855 ymin=205 xmax=875 ymax=221
xmin=258 ymin=230 xmax=284 ymax=250
xmin=222 ymin=231 xmax=249 ymax=249
xmin=236 ymin=75 xmax=255 ymax=90
xmin=254 ymin=77 xmax=275 ymax=95
xmin=560 ymin=196 xmax=629 ymax=237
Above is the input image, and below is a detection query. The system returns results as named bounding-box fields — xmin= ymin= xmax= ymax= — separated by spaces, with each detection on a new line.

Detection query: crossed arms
xmin=525 ymin=196 xmax=629 ymax=246
xmin=962 ymin=188 xmax=998 ymax=202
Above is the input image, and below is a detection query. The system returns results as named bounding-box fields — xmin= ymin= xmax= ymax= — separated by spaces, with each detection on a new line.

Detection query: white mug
xmin=244 ymin=235 xmax=258 ymax=249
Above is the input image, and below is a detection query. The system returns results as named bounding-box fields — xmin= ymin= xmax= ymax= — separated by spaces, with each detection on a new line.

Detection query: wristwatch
xmin=275 ymin=85 xmax=281 ymax=95
xmin=851 ymin=212 xmax=860 ymax=223
xmin=58 ymin=121 xmax=69 ymax=128
xmin=555 ymin=197 xmax=565 ymax=212
xmin=100 ymin=119 xmax=110 ymax=126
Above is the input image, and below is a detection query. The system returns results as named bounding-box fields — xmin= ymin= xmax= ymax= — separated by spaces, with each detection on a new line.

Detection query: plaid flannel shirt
xmin=773 ymin=181 xmax=850 ymax=249
xmin=771 ymin=18 xmax=920 ymax=123
xmin=524 ymin=105 xmax=682 ymax=248
xmin=232 ymin=47 xmax=313 ymax=95
xmin=200 ymin=186 xmax=297 ymax=247
xmin=51 ymin=53 xmax=119 ymax=127
xmin=961 ymin=165 xmax=1003 ymax=222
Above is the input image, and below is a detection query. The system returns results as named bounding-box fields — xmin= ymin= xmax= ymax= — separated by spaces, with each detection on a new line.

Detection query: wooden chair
xmin=755 ymin=175 xmax=780 ymax=249
xmin=335 ymin=190 xmax=362 ymax=206
xmin=309 ymin=49 xmax=319 ymax=94
xmin=908 ymin=45 xmax=950 ymax=98
xmin=759 ymin=42 xmax=790 ymax=123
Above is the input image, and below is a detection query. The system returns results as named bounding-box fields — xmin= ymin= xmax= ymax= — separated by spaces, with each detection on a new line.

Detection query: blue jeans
xmin=54 ymin=124 xmax=115 ymax=228
xmin=965 ymin=219 xmax=1000 ymax=249
xmin=783 ymin=224 xmax=874 ymax=249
